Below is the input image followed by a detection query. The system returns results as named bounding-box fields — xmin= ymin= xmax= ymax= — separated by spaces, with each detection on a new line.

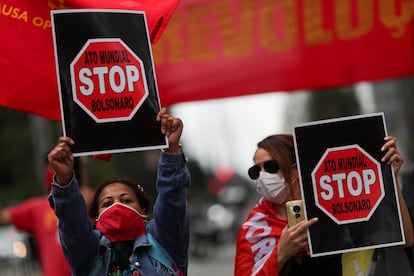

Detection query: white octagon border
xmin=70 ymin=38 xmax=149 ymax=123
xmin=311 ymin=144 xmax=385 ymax=225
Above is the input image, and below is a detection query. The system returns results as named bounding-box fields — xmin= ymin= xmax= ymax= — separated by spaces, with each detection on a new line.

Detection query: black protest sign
xmin=293 ymin=113 xmax=405 ymax=257
xmin=52 ymin=9 xmax=167 ymax=156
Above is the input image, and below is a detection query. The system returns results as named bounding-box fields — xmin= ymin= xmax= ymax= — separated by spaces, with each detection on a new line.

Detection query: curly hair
xmin=89 ymin=178 xmax=152 ymax=220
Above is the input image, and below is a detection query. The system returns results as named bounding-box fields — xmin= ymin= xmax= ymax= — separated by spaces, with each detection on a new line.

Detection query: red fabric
xmin=0 ymin=0 xmax=179 ymax=121
xmin=1 ymin=1 xmax=413 ymax=121
xmin=9 ymin=197 xmax=72 ymax=276
xmin=96 ymin=203 xmax=146 ymax=242
xmin=44 ymin=165 xmax=55 ymax=191
xmin=235 ymin=198 xmax=286 ymax=276
xmin=154 ymin=0 xmax=414 ymax=106
xmin=93 ymin=153 xmax=113 ymax=162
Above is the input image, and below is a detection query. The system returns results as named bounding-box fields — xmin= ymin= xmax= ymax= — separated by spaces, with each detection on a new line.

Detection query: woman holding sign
xmin=48 ymin=108 xmax=189 ymax=276
xmin=234 ymin=134 xmax=413 ymax=275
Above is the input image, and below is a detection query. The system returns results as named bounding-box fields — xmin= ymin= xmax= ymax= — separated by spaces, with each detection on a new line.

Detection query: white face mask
xmin=256 ymin=171 xmax=289 ymax=204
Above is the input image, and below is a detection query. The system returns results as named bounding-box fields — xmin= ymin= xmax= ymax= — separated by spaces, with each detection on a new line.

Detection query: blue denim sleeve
xmin=150 ymin=151 xmax=190 ymax=274
xmin=48 ymin=176 xmax=99 ymax=275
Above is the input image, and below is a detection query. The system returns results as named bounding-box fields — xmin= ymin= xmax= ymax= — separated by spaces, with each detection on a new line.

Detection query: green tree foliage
xmin=0 ymin=108 xmax=39 ymax=203
xmin=0 ymin=107 xmax=219 ymax=208
xmin=306 ymin=86 xmax=361 ymax=121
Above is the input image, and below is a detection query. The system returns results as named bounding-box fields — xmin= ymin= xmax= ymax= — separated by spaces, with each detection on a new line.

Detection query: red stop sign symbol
xmin=70 ymin=38 xmax=148 ymax=122
xmin=311 ymin=145 xmax=384 ymax=224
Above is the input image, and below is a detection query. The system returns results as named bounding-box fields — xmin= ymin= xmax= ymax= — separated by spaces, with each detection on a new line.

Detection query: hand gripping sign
xmin=52 ymin=10 xmax=167 ymax=156
xmin=294 ymin=113 xmax=405 ymax=257
xmin=311 ymin=144 xmax=384 ymax=224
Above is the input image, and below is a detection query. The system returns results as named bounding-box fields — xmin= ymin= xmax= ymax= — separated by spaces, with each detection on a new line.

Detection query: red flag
xmin=0 ymin=0 xmax=179 ymax=121
xmin=153 ymin=0 xmax=414 ymax=106
xmin=1 ymin=0 xmax=414 ymax=121
xmin=93 ymin=154 xmax=113 ymax=162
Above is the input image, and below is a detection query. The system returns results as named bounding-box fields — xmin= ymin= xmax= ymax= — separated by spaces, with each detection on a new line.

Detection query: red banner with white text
xmin=153 ymin=0 xmax=414 ymax=105
xmin=1 ymin=0 xmax=414 ymax=121
xmin=0 ymin=0 xmax=179 ymax=121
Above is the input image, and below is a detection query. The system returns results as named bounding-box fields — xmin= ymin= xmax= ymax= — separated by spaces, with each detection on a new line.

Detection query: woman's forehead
xmin=99 ymin=182 xmax=135 ymax=198
xmin=254 ymin=148 xmax=272 ymax=163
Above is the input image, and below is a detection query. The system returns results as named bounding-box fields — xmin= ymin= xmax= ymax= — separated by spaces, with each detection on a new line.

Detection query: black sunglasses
xmin=248 ymin=160 xmax=280 ymax=180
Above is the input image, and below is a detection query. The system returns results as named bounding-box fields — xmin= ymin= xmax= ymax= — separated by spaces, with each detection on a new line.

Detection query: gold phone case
xmin=286 ymin=200 xmax=305 ymax=227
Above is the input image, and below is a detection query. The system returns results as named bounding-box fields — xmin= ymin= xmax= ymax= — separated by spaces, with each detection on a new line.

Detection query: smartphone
xmin=286 ymin=200 xmax=305 ymax=227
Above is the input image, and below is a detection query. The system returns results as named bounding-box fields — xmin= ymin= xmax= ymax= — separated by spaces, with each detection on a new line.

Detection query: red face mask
xmin=96 ymin=203 xmax=146 ymax=242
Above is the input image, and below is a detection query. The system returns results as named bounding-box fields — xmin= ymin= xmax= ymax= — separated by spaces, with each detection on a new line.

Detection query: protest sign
xmin=293 ymin=113 xmax=405 ymax=257
xmin=52 ymin=9 xmax=167 ymax=156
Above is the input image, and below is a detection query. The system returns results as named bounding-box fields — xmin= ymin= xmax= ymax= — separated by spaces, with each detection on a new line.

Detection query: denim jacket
xmin=49 ymin=152 xmax=190 ymax=276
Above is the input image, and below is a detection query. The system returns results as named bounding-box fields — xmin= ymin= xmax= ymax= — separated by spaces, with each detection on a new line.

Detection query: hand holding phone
xmin=286 ymin=200 xmax=305 ymax=228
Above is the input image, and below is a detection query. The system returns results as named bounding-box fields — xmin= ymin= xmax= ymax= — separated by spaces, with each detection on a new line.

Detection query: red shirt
xmin=235 ymin=198 xmax=286 ymax=276
xmin=9 ymin=197 xmax=71 ymax=276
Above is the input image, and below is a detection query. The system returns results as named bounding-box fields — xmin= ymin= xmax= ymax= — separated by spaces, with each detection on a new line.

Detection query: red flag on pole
xmin=1 ymin=0 xmax=414 ymax=121
xmin=0 ymin=0 xmax=179 ymax=121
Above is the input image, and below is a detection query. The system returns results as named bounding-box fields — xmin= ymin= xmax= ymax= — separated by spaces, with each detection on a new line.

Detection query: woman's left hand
xmin=381 ymin=136 xmax=404 ymax=174
xmin=382 ymin=136 xmax=414 ymax=246
xmin=157 ymin=107 xmax=183 ymax=153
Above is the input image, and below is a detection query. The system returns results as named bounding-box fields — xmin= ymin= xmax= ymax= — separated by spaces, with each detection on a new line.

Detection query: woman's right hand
xmin=276 ymin=218 xmax=318 ymax=271
xmin=48 ymin=136 xmax=75 ymax=186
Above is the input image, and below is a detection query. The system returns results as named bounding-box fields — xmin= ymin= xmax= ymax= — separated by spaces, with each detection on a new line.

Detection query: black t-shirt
xmin=281 ymin=254 xmax=342 ymax=276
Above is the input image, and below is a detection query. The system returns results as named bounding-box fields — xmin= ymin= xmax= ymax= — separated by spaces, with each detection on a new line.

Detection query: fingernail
xmin=381 ymin=146 xmax=385 ymax=151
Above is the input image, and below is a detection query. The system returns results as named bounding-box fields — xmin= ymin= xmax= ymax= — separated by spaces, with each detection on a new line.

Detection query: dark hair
xmin=256 ymin=134 xmax=296 ymax=189
xmin=89 ymin=178 xmax=152 ymax=220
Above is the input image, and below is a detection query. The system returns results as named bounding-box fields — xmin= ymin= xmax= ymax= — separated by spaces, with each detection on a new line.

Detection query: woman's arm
xmin=0 ymin=206 xmax=11 ymax=226
xmin=382 ymin=136 xmax=414 ymax=246
xmin=48 ymin=136 xmax=99 ymax=274
xmin=152 ymin=152 xmax=190 ymax=267
xmin=150 ymin=108 xmax=190 ymax=272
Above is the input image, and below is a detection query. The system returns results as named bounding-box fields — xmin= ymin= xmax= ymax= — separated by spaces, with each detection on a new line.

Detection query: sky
xmin=169 ymin=82 xmax=375 ymax=179
xmin=170 ymin=92 xmax=290 ymax=179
